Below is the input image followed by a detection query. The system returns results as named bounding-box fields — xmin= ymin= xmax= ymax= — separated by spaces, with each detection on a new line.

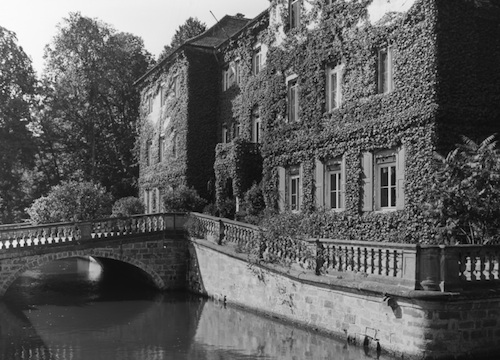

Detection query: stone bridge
xmin=0 ymin=213 xmax=188 ymax=296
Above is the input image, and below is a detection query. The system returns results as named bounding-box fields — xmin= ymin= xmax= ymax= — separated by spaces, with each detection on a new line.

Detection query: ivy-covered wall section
xmin=213 ymin=12 xmax=269 ymax=210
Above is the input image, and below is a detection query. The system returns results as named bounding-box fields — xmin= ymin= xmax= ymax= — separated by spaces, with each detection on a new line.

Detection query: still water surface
xmin=1 ymin=257 xmax=392 ymax=360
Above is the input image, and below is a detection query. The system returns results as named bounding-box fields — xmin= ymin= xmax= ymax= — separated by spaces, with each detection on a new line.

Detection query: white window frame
xmin=253 ymin=46 xmax=262 ymax=75
xmin=235 ymin=59 xmax=242 ymax=85
xmin=233 ymin=121 xmax=240 ymax=139
xmin=287 ymin=75 xmax=299 ymax=122
xmin=326 ymin=64 xmax=343 ymax=111
xmin=378 ymin=46 xmax=394 ymax=94
xmin=362 ymin=147 xmax=405 ymax=212
xmin=289 ymin=0 xmax=301 ymax=29
xmin=325 ymin=159 xmax=344 ymax=210
xmin=251 ymin=107 xmax=261 ymax=143
xmin=289 ymin=166 xmax=301 ymax=211
xmin=160 ymin=85 xmax=166 ymax=106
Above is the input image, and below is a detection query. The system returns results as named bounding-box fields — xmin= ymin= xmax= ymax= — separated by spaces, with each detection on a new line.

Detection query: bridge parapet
xmin=0 ymin=213 xmax=186 ymax=250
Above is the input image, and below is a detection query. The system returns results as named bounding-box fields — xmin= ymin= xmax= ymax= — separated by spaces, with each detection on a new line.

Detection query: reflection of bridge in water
xmin=0 ymin=214 xmax=188 ymax=296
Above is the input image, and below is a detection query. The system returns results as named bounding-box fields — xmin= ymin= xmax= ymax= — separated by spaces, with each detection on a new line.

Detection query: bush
xmin=111 ymin=197 xmax=144 ymax=217
xmin=27 ymin=181 xmax=113 ymax=224
xmin=162 ymin=185 xmax=206 ymax=212
xmin=424 ymin=135 xmax=500 ymax=244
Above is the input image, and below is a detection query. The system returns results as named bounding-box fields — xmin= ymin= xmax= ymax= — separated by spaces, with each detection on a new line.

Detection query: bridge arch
xmin=2 ymin=249 xmax=166 ymax=296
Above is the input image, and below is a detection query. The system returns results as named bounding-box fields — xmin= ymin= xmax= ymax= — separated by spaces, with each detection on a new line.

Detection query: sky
xmin=0 ymin=0 xmax=270 ymax=75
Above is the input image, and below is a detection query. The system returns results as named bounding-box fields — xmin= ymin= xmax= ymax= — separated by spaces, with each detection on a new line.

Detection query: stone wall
xmin=188 ymin=238 xmax=500 ymax=359
xmin=0 ymin=232 xmax=188 ymax=296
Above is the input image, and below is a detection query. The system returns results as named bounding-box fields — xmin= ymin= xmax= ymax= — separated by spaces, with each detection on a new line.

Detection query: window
xmin=222 ymin=125 xmax=229 ymax=143
xmin=146 ymin=94 xmax=153 ymax=114
xmin=289 ymin=167 xmax=300 ymax=211
xmin=361 ymin=146 xmax=405 ymax=211
xmin=159 ymin=135 xmax=165 ymax=163
xmin=315 ymin=157 xmax=345 ymax=211
xmin=252 ymin=44 xmax=267 ymax=75
xmin=278 ymin=165 xmax=303 ymax=212
xmin=289 ymin=0 xmax=301 ymax=29
xmin=287 ymin=76 xmax=299 ymax=122
xmin=170 ymin=74 xmax=181 ymax=97
xmin=235 ymin=59 xmax=242 ymax=85
xmin=233 ymin=121 xmax=240 ymax=139
xmin=222 ymin=64 xmax=236 ymax=91
xmin=251 ymin=107 xmax=261 ymax=143
xmin=146 ymin=140 xmax=153 ymax=166
xmin=326 ymin=64 xmax=343 ymax=111
xmin=160 ymin=85 xmax=166 ymax=106
xmin=378 ymin=46 xmax=394 ymax=94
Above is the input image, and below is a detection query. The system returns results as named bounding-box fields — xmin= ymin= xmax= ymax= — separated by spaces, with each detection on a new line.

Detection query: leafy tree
xmin=158 ymin=17 xmax=206 ymax=61
xmin=37 ymin=13 xmax=153 ymax=199
xmin=0 ymin=26 xmax=37 ymax=223
xmin=162 ymin=185 xmax=206 ymax=212
xmin=424 ymin=135 xmax=500 ymax=244
xmin=26 ymin=180 xmax=113 ymax=224
xmin=111 ymin=196 xmax=144 ymax=217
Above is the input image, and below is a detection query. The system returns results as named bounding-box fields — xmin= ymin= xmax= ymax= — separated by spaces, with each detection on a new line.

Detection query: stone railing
xmin=189 ymin=213 xmax=500 ymax=292
xmin=0 ymin=213 xmax=186 ymax=250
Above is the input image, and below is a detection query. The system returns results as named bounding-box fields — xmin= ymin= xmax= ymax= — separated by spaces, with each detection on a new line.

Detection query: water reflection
xmin=1 ymin=258 xmax=391 ymax=360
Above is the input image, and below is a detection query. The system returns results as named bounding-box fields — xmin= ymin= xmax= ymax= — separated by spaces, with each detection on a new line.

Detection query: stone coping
xmin=190 ymin=237 xmax=500 ymax=301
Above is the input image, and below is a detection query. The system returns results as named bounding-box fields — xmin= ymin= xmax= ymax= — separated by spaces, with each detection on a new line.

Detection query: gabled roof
xmin=135 ymin=15 xmax=252 ymax=87
xmin=186 ymin=15 xmax=251 ymax=48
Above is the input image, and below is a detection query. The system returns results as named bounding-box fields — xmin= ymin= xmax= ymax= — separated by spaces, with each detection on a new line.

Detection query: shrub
xmin=27 ymin=181 xmax=113 ymax=224
xmin=111 ymin=197 xmax=144 ymax=217
xmin=424 ymin=135 xmax=500 ymax=244
xmin=162 ymin=185 xmax=206 ymax=212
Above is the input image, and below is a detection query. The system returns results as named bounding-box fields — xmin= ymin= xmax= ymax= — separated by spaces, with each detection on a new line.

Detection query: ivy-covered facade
xmin=137 ymin=0 xmax=500 ymax=243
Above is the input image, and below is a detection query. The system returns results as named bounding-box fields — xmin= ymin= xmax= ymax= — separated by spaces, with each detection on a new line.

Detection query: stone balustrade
xmin=189 ymin=213 xmax=500 ymax=292
xmin=0 ymin=213 xmax=186 ymax=250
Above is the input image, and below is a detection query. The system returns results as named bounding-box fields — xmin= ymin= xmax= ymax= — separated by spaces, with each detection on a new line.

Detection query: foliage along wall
xmin=213 ymin=12 xmax=269 ymax=209
xmin=257 ymin=0 xmax=442 ymax=244
xmin=137 ymin=46 xmax=221 ymax=205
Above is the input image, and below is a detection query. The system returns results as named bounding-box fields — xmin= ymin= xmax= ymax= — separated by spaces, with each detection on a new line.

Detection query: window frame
xmin=326 ymin=64 xmax=343 ymax=112
xmin=325 ymin=158 xmax=344 ymax=211
xmin=289 ymin=166 xmax=301 ymax=211
xmin=159 ymin=134 xmax=165 ymax=163
xmin=253 ymin=46 xmax=262 ymax=75
xmin=377 ymin=46 xmax=394 ymax=94
xmin=287 ymin=75 xmax=299 ymax=122
xmin=289 ymin=0 xmax=301 ymax=30
xmin=222 ymin=125 xmax=229 ymax=144
xmin=251 ymin=107 xmax=261 ymax=143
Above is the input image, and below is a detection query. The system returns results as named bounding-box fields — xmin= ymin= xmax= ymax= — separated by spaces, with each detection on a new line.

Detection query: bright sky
xmin=0 ymin=0 xmax=270 ymax=75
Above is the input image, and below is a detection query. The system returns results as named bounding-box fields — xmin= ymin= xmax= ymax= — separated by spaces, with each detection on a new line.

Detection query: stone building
xmin=137 ymin=0 xmax=500 ymax=242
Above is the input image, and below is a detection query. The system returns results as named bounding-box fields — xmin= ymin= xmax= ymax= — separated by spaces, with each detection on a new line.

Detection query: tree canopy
xmin=37 ymin=13 xmax=153 ymax=199
xmin=158 ymin=17 xmax=207 ymax=61
xmin=0 ymin=26 xmax=37 ymax=222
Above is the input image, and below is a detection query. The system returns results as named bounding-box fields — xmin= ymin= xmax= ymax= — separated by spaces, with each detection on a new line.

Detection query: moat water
xmin=0 ymin=257 xmax=393 ymax=360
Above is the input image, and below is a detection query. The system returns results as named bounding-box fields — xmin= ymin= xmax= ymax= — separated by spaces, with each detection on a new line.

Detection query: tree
xmin=424 ymin=135 xmax=500 ymax=244
xmin=0 ymin=26 xmax=37 ymax=223
xmin=38 ymin=13 xmax=153 ymax=199
xmin=158 ymin=17 xmax=206 ymax=61
xmin=26 ymin=180 xmax=113 ymax=224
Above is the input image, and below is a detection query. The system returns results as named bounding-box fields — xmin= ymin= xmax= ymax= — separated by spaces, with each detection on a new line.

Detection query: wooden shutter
xmin=341 ymin=155 xmax=346 ymax=209
xmin=315 ymin=159 xmax=324 ymax=209
xmin=143 ymin=190 xmax=148 ymax=214
xmin=396 ymin=145 xmax=405 ymax=210
xmin=361 ymin=152 xmax=373 ymax=212
xmin=278 ymin=166 xmax=286 ymax=212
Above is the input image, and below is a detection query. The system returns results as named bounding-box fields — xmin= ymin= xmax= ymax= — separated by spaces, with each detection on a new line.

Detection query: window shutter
xmin=396 ymin=145 xmax=405 ymax=210
xmin=299 ymin=163 xmax=304 ymax=211
xmin=315 ymin=159 xmax=324 ymax=209
xmin=341 ymin=155 xmax=346 ymax=209
xmin=361 ymin=152 xmax=373 ymax=211
xmin=278 ymin=166 xmax=286 ymax=212
xmin=143 ymin=190 xmax=148 ymax=214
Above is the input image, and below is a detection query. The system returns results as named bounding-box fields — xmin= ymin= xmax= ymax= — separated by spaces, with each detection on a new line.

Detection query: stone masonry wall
xmin=188 ymin=238 xmax=500 ymax=359
xmin=0 ymin=233 xmax=188 ymax=296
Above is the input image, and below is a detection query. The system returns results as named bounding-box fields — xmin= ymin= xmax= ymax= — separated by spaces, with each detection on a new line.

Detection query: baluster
xmin=480 ymin=251 xmax=487 ymax=281
xmin=471 ymin=252 xmax=479 ymax=281
xmin=487 ymin=252 xmax=495 ymax=280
